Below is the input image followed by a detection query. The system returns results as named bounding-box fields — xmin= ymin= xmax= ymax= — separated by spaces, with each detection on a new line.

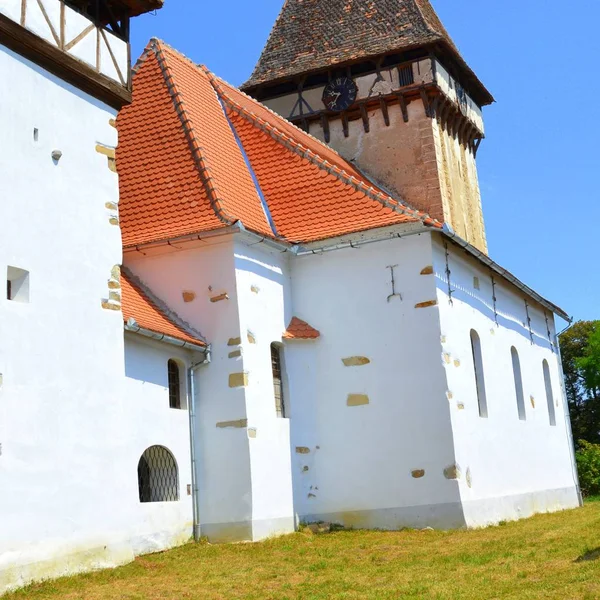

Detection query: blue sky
xmin=130 ymin=0 xmax=599 ymax=324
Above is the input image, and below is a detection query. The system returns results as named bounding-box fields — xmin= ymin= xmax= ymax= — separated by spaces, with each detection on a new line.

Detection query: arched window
xmin=511 ymin=347 xmax=526 ymax=421
xmin=168 ymin=359 xmax=182 ymax=409
xmin=271 ymin=344 xmax=286 ymax=418
xmin=543 ymin=360 xmax=557 ymax=426
xmin=138 ymin=446 xmax=179 ymax=503
xmin=470 ymin=330 xmax=487 ymax=418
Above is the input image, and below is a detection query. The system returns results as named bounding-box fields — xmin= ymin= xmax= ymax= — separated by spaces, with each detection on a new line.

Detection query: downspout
xmin=188 ymin=348 xmax=211 ymax=542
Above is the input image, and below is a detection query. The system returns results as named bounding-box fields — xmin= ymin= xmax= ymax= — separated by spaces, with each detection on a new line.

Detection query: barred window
xmin=168 ymin=359 xmax=181 ymax=409
xmin=271 ymin=344 xmax=285 ymax=418
xmin=470 ymin=330 xmax=488 ymax=418
xmin=138 ymin=446 xmax=179 ymax=503
xmin=511 ymin=347 xmax=526 ymax=421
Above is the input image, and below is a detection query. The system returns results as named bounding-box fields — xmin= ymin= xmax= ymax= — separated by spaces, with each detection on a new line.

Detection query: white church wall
xmin=125 ymin=238 xmax=256 ymax=542
xmin=122 ymin=334 xmax=195 ymax=556
xmin=0 ymin=45 xmax=130 ymax=593
xmin=432 ymin=234 xmax=580 ymax=527
xmin=125 ymin=235 xmax=295 ymax=542
xmin=286 ymin=233 xmax=465 ymax=530
xmin=233 ymin=239 xmax=295 ymax=540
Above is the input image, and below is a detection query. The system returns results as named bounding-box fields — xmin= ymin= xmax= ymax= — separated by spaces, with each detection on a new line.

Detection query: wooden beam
xmin=320 ymin=113 xmax=330 ymax=143
xmin=420 ymin=87 xmax=431 ymax=118
xmin=341 ymin=111 xmax=349 ymax=138
xmin=397 ymin=93 xmax=408 ymax=123
xmin=379 ymin=97 xmax=390 ymax=126
xmin=359 ymin=103 xmax=370 ymax=133
xmin=0 ymin=12 xmax=131 ymax=109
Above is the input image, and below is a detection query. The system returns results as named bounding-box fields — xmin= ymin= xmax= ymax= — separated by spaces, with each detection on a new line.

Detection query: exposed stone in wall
xmin=228 ymin=349 xmax=242 ymax=359
xmin=296 ymin=447 xmax=311 ymax=454
xmin=420 ymin=265 xmax=434 ymax=275
xmin=416 ymin=300 xmax=438 ymax=309
xmin=101 ymin=265 xmax=121 ymax=311
xmin=412 ymin=469 xmax=425 ymax=479
xmin=444 ymin=463 xmax=462 ymax=480
xmin=347 ymin=394 xmax=370 ymax=407
xmin=95 ymin=144 xmax=117 ymax=173
xmin=182 ymin=291 xmax=196 ymax=303
xmin=210 ymin=293 xmax=229 ymax=303
xmin=228 ymin=337 xmax=242 ymax=346
xmin=229 ymin=373 xmax=249 ymax=388
xmin=247 ymin=331 xmax=257 ymax=344
xmin=342 ymin=356 xmax=371 ymax=367
xmin=216 ymin=419 xmax=248 ymax=429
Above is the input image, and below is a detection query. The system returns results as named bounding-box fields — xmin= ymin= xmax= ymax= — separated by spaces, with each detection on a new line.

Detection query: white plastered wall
xmin=125 ymin=235 xmax=295 ymax=543
xmin=286 ymin=233 xmax=464 ymax=529
xmin=0 ymin=45 xmax=125 ymax=592
xmin=432 ymin=234 xmax=580 ymax=526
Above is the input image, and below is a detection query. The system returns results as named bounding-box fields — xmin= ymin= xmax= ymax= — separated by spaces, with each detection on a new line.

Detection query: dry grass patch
xmin=5 ymin=503 xmax=600 ymax=600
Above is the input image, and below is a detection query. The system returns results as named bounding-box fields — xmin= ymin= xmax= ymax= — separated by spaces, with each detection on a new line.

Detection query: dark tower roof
xmin=243 ymin=0 xmax=493 ymax=106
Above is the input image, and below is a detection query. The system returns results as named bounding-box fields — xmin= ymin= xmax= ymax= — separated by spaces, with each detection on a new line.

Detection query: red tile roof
xmin=283 ymin=317 xmax=321 ymax=340
xmin=117 ymin=39 xmax=441 ymax=249
xmin=121 ymin=268 xmax=206 ymax=347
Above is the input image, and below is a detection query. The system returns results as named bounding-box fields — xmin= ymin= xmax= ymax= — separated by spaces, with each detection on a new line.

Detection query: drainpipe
xmin=188 ymin=348 xmax=211 ymax=542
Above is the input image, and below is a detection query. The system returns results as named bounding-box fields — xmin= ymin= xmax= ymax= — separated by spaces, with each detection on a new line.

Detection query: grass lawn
xmin=6 ymin=502 xmax=600 ymax=600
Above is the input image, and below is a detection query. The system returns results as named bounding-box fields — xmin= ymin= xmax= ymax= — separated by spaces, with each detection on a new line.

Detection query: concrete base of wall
xmin=300 ymin=501 xmax=468 ymax=531
xmin=462 ymin=486 xmax=581 ymax=528
xmin=0 ymin=541 xmax=134 ymax=596
xmin=201 ymin=516 xmax=295 ymax=543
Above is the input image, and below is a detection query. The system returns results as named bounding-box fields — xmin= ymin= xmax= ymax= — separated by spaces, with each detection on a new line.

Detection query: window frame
xmin=543 ymin=359 xmax=557 ymax=427
xmin=511 ymin=347 xmax=526 ymax=421
xmin=167 ymin=359 xmax=183 ymax=410
xmin=271 ymin=343 xmax=286 ymax=419
xmin=470 ymin=329 xmax=488 ymax=418
xmin=137 ymin=445 xmax=180 ymax=503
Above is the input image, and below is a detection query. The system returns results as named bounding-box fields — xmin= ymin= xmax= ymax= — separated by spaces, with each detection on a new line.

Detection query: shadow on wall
xmin=447 ymin=282 xmax=553 ymax=351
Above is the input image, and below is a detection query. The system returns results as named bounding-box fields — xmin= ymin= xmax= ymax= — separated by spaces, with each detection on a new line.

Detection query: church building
xmin=0 ymin=0 xmax=581 ymax=593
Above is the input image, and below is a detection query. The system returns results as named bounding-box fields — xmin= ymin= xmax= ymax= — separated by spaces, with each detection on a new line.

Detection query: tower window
xmin=511 ymin=347 xmax=526 ymax=421
xmin=398 ymin=64 xmax=414 ymax=87
xmin=470 ymin=330 xmax=487 ymax=418
xmin=543 ymin=360 xmax=557 ymax=427
xmin=7 ymin=267 xmax=30 ymax=303
xmin=271 ymin=344 xmax=286 ymax=418
xmin=167 ymin=359 xmax=182 ymax=410
xmin=137 ymin=446 xmax=179 ymax=503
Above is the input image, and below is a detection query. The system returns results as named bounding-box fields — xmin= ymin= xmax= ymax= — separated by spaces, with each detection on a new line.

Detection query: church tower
xmin=242 ymin=0 xmax=494 ymax=253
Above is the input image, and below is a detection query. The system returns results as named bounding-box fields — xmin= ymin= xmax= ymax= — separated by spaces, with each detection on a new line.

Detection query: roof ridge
xmin=202 ymin=68 xmax=440 ymax=228
xmin=149 ymin=39 xmax=237 ymax=227
xmin=122 ymin=266 xmax=207 ymax=344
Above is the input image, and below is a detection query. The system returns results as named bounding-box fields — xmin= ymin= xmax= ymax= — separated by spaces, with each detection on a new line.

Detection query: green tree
xmin=560 ymin=321 xmax=600 ymax=445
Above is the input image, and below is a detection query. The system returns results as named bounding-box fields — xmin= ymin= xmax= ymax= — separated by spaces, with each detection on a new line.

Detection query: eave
xmin=0 ymin=13 xmax=131 ymax=109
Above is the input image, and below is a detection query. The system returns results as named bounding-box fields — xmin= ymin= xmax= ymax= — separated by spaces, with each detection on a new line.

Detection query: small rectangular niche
xmin=7 ymin=267 xmax=30 ymax=303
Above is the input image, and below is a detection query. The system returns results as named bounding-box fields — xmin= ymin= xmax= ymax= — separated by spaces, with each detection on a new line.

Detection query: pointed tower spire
xmin=243 ymin=0 xmax=492 ymax=106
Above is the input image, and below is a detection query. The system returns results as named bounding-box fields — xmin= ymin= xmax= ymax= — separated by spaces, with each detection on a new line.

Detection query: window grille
xmin=138 ymin=446 xmax=179 ymax=503
xmin=511 ymin=347 xmax=526 ymax=421
xmin=398 ymin=64 xmax=414 ymax=87
xmin=168 ymin=359 xmax=181 ymax=409
xmin=470 ymin=330 xmax=488 ymax=418
xmin=271 ymin=344 xmax=285 ymax=418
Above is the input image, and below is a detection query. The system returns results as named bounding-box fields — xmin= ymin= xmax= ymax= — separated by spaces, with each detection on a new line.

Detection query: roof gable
xmin=117 ymin=40 xmax=439 ymax=249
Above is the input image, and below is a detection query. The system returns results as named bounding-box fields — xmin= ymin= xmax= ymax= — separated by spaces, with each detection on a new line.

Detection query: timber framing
xmin=290 ymin=82 xmax=485 ymax=152
xmin=0 ymin=11 xmax=131 ymax=109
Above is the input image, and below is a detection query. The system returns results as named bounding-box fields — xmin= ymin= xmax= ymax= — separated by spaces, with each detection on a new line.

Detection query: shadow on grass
xmin=575 ymin=547 xmax=600 ymax=563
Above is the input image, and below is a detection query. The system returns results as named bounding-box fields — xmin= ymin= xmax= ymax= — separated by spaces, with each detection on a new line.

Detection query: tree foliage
xmin=560 ymin=321 xmax=600 ymax=445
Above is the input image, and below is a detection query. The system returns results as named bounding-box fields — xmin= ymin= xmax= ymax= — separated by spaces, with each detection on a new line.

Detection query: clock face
xmin=322 ymin=77 xmax=358 ymax=112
